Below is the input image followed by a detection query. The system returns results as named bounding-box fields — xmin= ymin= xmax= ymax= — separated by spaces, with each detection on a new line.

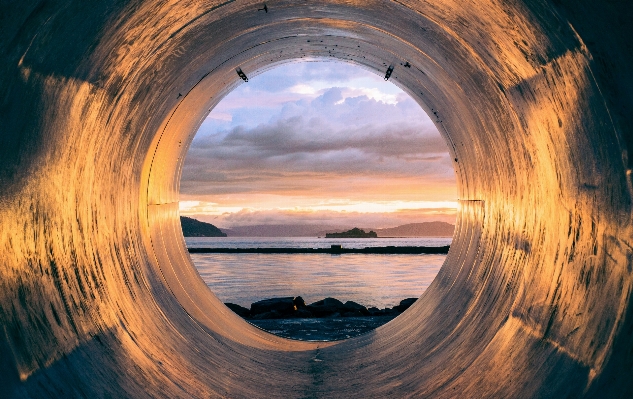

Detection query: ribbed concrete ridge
xmin=1 ymin=1 xmax=632 ymax=397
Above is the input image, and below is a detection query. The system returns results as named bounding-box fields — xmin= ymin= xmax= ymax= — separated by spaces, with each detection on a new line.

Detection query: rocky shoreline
xmin=225 ymin=296 xmax=418 ymax=340
xmin=226 ymin=296 xmax=417 ymax=320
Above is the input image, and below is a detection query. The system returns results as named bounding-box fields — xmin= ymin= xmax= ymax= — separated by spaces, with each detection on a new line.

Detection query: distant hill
xmin=222 ymin=224 xmax=347 ymax=237
xmin=220 ymin=222 xmax=454 ymax=237
xmin=325 ymin=228 xmax=378 ymax=238
xmin=374 ymin=222 xmax=454 ymax=237
xmin=180 ymin=216 xmax=227 ymax=237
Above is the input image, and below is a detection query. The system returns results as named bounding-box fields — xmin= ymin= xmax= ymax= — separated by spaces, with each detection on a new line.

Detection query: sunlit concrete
xmin=1 ymin=0 xmax=632 ymax=397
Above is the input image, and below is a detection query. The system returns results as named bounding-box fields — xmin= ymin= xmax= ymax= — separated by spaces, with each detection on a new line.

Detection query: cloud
xmin=181 ymin=206 xmax=458 ymax=229
xmin=200 ymin=61 xmax=402 ymax=127
xmin=179 ymin=61 xmax=457 ymax=224
xmin=246 ymin=60 xmax=364 ymax=93
xmin=182 ymin=88 xmax=453 ymax=194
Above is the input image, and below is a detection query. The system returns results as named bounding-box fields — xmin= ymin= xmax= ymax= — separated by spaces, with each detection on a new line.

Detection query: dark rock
xmin=393 ymin=298 xmax=418 ymax=312
xmin=401 ymin=298 xmax=418 ymax=307
xmin=311 ymin=297 xmax=346 ymax=308
xmin=367 ymin=307 xmax=382 ymax=316
xmin=367 ymin=307 xmax=398 ymax=316
xmin=293 ymin=309 xmax=313 ymax=318
xmin=307 ymin=297 xmax=347 ymax=317
xmin=251 ymin=310 xmax=282 ymax=320
xmin=294 ymin=296 xmax=306 ymax=308
xmin=250 ymin=312 xmax=267 ymax=320
xmin=225 ymin=303 xmax=250 ymax=318
xmin=234 ymin=296 xmax=418 ymax=320
xmin=344 ymin=300 xmax=370 ymax=315
xmin=251 ymin=297 xmax=296 ymax=316
xmin=382 ymin=308 xmax=398 ymax=316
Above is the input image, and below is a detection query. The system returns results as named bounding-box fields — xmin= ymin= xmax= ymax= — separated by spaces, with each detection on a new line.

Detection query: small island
xmin=325 ymin=227 xmax=377 ymax=238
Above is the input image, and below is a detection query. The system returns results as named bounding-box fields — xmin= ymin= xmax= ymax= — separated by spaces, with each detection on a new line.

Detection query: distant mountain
xmin=374 ymin=222 xmax=454 ymax=237
xmin=222 ymin=224 xmax=348 ymax=237
xmin=326 ymin=228 xmax=378 ymax=238
xmin=180 ymin=216 xmax=227 ymax=237
xmin=220 ymin=222 xmax=455 ymax=237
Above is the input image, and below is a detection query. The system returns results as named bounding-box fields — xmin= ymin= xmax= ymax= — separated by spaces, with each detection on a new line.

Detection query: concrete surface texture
xmin=1 ymin=0 xmax=632 ymax=397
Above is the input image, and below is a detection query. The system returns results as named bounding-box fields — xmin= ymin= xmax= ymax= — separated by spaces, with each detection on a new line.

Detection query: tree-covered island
xmin=325 ymin=227 xmax=378 ymax=238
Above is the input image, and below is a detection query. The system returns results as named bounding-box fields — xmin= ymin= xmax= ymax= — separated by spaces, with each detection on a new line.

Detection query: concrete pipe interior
xmin=1 ymin=1 xmax=632 ymax=397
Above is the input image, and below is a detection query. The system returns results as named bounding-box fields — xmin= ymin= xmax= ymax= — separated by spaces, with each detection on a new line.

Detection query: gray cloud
xmin=182 ymin=87 xmax=453 ymax=196
xmin=246 ymin=61 xmax=364 ymax=93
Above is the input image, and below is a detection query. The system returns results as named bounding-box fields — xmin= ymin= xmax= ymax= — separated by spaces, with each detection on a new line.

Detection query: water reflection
xmin=189 ymin=237 xmax=449 ymax=309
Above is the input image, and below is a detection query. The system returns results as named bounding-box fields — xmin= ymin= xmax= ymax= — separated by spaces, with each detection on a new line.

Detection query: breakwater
xmin=188 ymin=245 xmax=450 ymax=254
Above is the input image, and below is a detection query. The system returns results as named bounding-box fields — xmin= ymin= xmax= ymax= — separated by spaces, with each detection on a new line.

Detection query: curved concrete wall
xmin=1 ymin=1 xmax=632 ymax=397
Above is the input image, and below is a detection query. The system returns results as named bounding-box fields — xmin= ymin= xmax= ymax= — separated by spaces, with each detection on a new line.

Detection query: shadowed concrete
xmin=1 ymin=0 xmax=632 ymax=397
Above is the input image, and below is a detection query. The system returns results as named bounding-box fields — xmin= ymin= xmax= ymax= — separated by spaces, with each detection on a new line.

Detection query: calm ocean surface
xmin=186 ymin=237 xmax=451 ymax=309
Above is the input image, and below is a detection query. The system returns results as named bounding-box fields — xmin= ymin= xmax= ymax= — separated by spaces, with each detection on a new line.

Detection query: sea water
xmin=187 ymin=237 xmax=450 ymax=309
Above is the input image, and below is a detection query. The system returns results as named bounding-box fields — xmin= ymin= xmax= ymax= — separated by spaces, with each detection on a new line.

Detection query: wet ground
xmin=248 ymin=315 xmax=397 ymax=341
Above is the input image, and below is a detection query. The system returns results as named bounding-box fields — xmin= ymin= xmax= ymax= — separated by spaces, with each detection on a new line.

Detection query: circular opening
xmin=179 ymin=60 xmax=457 ymax=340
xmin=6 ymin=0 xmax=628 ymax=396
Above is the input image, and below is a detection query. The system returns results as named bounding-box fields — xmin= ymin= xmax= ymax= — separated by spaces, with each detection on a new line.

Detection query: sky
xmin=179 ymin=61 xmax=458 ymax=228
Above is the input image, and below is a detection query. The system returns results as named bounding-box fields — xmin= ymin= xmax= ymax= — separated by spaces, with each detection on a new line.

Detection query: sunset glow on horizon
xmin=180 ymin=61 xmax=458 ymax=228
